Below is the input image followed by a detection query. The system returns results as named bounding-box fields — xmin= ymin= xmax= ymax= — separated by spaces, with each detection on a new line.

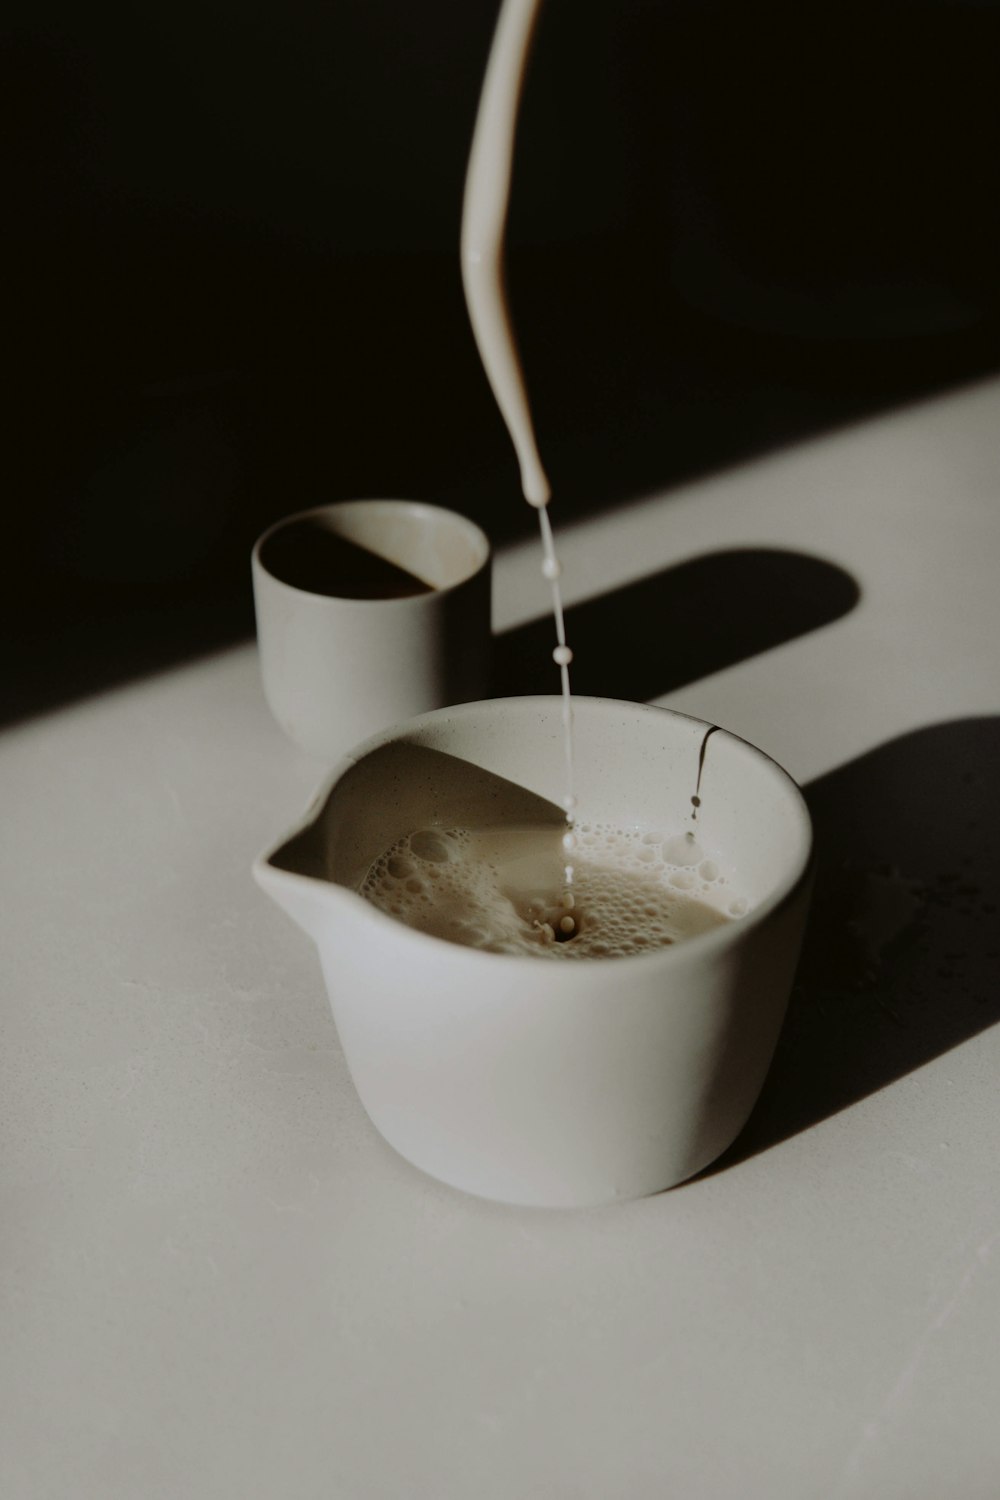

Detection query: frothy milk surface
xmin=360 ymin=824 xmax=745 ymax=960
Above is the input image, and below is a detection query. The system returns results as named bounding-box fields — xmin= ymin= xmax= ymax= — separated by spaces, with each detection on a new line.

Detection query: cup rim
xmin=256 ymin=696 xmax=815 ymax=973
xmin=251 ymin=498 xmax=491 ymax=605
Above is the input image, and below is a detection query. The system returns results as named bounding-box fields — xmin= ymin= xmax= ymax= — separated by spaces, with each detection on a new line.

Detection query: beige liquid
xmin=359 ymin=824 xmax=736 ymax=960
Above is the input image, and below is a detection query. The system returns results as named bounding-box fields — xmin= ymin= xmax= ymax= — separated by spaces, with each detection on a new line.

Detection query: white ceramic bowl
xmin=255 ymin=697 xmax=814 ymax=1207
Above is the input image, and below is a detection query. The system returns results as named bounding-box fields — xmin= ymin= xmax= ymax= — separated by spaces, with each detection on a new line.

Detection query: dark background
xmin=6 ymin=0 xmax=1000 ymax=724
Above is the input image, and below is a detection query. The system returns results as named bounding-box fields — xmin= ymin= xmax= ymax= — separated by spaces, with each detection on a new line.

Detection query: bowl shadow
xmin=701 ymin=714 xmax=1000 ymax=1175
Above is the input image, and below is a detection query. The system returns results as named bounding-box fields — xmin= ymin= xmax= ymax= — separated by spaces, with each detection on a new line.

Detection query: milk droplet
xmin=553 ymin=645 xmax=573 ymax=667
xmin=541 ymin=556 xmax=562 ymax=580
xmin=562 ymin=832 xmax=577 ymax=852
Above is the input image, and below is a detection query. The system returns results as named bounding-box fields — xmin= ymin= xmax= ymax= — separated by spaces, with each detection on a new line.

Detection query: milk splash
xmin=461 ymin=0 xmax=579 ymax=892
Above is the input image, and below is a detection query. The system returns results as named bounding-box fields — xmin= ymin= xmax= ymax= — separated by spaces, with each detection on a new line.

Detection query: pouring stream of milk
xmin=461 ymin=0 xmax=578 ymax=891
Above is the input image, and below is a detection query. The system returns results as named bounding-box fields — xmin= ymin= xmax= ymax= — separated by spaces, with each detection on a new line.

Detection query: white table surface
xmin=4 ymin=377 xmax=999 ymax=1499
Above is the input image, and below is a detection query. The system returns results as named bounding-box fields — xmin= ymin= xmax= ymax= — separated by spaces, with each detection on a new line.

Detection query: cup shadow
xmin=492 ymin=547 xmax=860 ymax=700
xmin=702 ymin=715 xmax=1000 ymax=1175
xmin=268 ymin=740 xmax=565 ymax=889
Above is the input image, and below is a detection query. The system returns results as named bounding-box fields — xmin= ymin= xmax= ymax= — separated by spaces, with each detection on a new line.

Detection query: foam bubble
xmin=409 ymin=830 xmax=453 ymax=863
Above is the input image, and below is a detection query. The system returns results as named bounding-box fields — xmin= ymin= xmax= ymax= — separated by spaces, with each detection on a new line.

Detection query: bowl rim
xmin=254 ymin=695 xmax=815 ymax=972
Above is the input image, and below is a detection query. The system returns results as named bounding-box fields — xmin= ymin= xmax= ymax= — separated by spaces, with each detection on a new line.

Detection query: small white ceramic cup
xmin=252 ymin=500 xmax=491 ymax=760
xmin=254 ymin=697 xmax=814 ymax=1208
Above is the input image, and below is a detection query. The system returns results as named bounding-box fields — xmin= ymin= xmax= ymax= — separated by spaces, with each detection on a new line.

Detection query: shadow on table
xmin=493 ymin=548 xmax=860 ymax=701
xmin=704 ymin=715 xmax=1000 ymax=1175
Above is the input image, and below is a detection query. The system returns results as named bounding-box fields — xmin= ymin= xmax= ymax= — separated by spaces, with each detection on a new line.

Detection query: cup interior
xmin=271 ymin=697 xmax=812 ymax=938
xmin=255 ymin=500 xmax=489 ymax=599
